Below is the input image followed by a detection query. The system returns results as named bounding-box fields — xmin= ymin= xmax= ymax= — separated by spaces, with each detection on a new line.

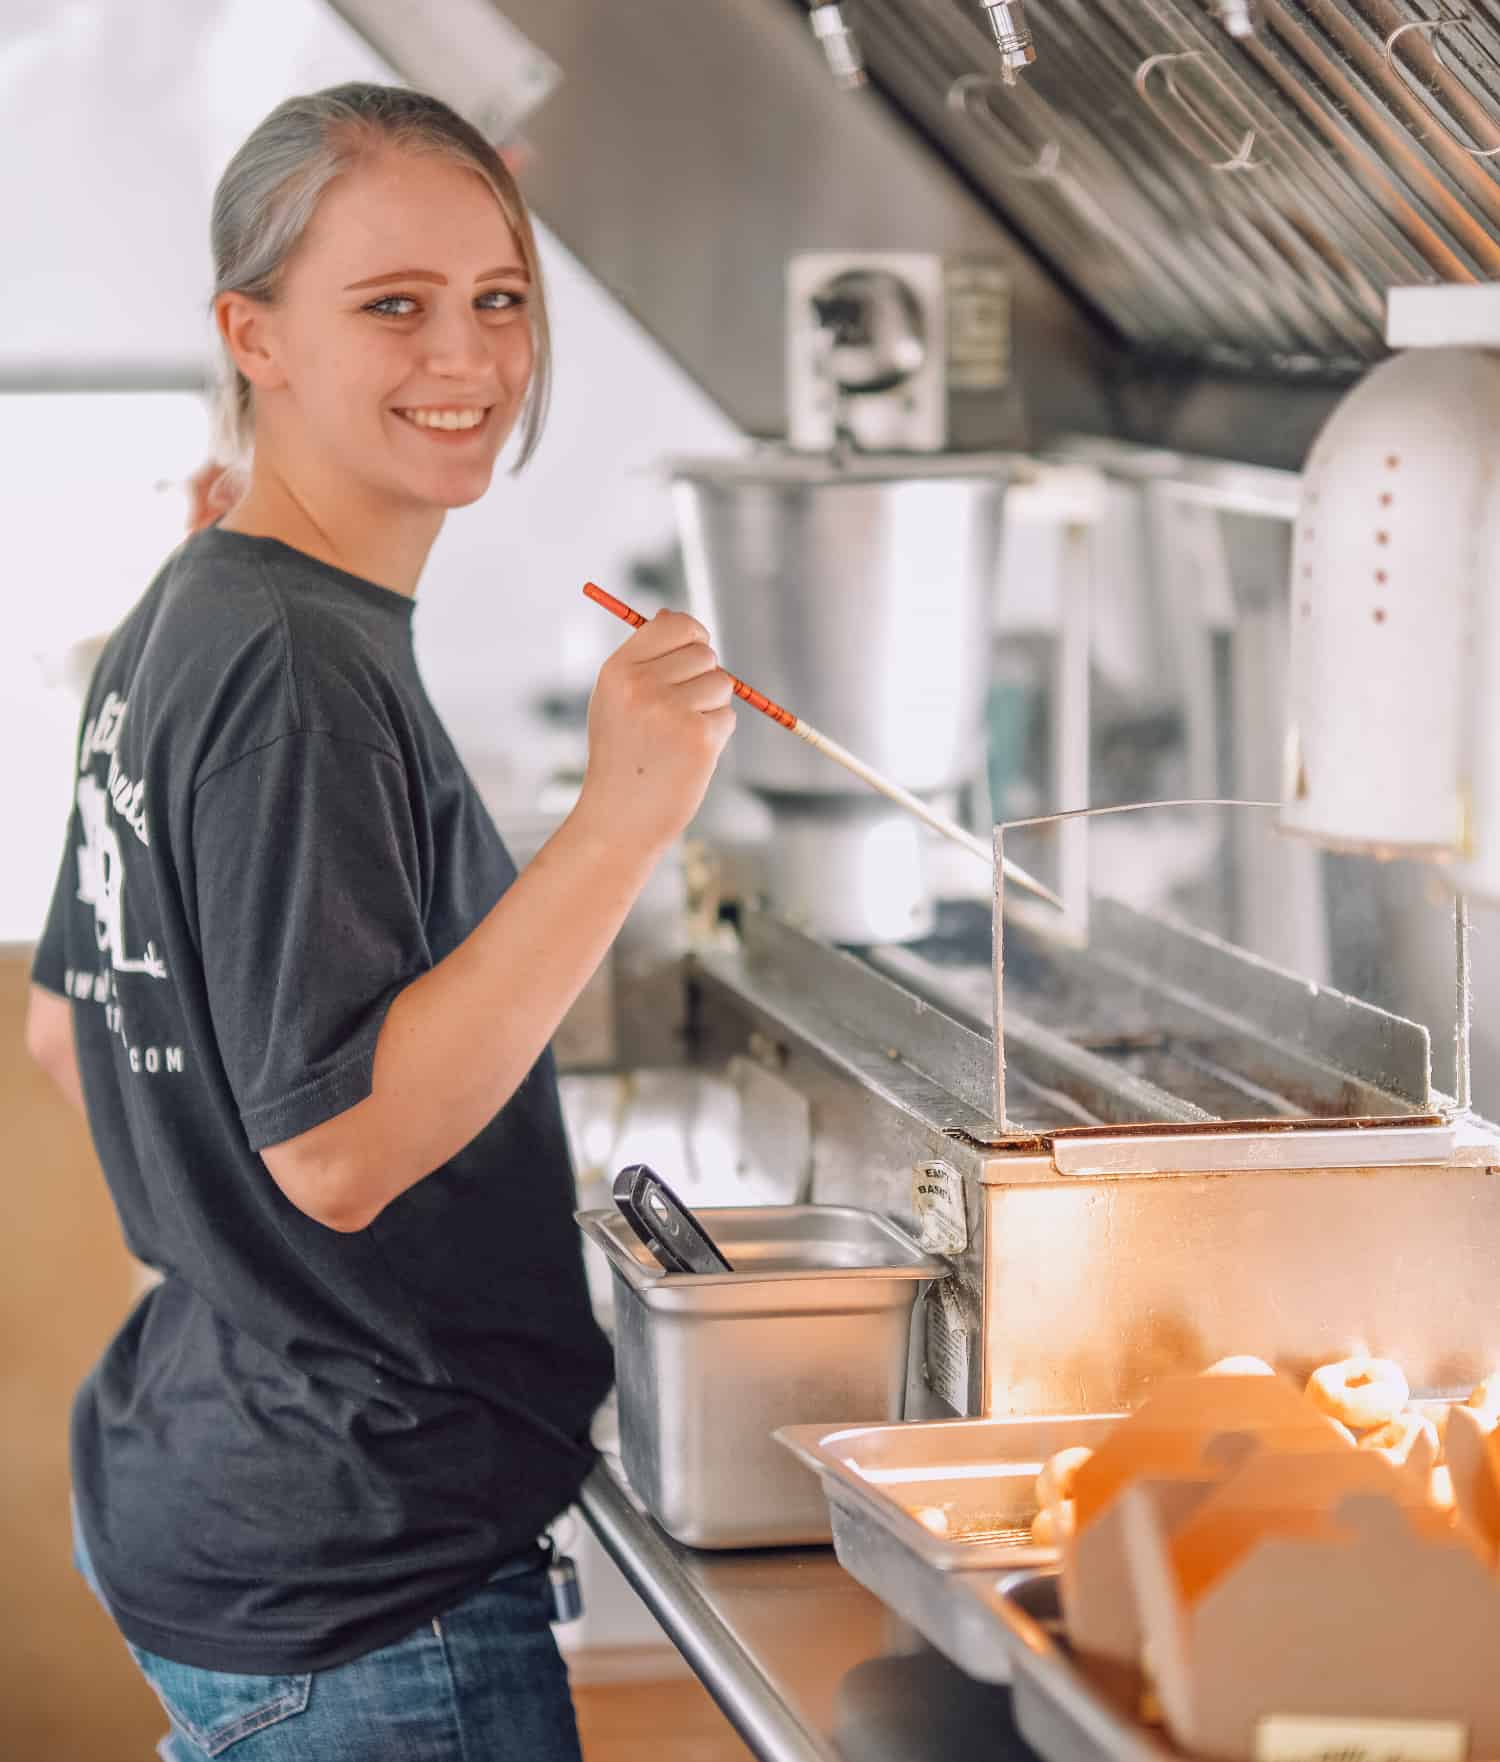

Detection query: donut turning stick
xmin=582 ymin=580 xmax=1064 ymax=912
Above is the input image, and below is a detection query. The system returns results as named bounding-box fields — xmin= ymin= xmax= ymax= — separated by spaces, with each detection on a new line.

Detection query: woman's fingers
xmin=623 ymin=609 xmax=711 ymax=660
xmin=700 ymin=705 xmax=738 ymax=743
xmin=673 ymin=668 xmax=737 ymax=714
xmin=643 ymin=642 xmax=723 ymax=687
xmin=581 ymin=607 xmax=738 ymax=853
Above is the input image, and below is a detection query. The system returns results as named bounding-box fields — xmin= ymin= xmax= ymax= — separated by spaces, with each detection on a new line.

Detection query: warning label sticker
xmin=926 ymin=1277 xmax=972 ymax=1414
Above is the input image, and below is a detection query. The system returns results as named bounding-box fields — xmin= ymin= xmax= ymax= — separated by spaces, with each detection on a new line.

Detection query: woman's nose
xmin=422 ymin=303 xmax=492 ymax=379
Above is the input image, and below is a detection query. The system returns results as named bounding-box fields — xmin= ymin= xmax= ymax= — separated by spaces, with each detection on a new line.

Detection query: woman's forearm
xmin=25 ymin=984 xmax=88 ymax=1114
xmin=260 ymin=802 xmax=663 ymax=1230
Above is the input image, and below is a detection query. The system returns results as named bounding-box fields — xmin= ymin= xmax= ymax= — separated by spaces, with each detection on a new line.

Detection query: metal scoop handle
xmin=612 ymin=1164 xmax=735 ymax=1276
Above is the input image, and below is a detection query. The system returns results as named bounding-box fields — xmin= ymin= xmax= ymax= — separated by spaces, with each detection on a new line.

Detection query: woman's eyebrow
xmin=343 ymin=266 xmax=531 ymax=291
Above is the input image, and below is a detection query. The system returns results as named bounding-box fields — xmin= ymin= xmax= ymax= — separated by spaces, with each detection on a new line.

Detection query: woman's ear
xmin=215 ymin=292 xmax=287 ymax=393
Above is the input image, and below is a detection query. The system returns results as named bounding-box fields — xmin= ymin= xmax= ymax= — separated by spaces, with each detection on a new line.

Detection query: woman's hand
xmin=577 ymin=610 xmax=736 ymax=856
xmin=186 ymin=460 xmax=238 ymax=532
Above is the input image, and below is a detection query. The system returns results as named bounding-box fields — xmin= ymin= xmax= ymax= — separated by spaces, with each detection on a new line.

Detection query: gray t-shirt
xmin=33 ymin=527 xmax=612 ymax=1673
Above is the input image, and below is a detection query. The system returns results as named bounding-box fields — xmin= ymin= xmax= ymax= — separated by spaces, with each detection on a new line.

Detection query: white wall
xmin=1 ymin=0 xmax=738 ymax=940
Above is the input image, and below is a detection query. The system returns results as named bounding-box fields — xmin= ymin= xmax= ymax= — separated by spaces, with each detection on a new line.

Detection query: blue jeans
xmin=72 ymin=1515 xmax=583 ymax=1761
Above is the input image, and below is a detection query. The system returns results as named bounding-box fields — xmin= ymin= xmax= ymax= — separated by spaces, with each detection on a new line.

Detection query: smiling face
xmin=227 ymin=148 xmax=536 ymax=515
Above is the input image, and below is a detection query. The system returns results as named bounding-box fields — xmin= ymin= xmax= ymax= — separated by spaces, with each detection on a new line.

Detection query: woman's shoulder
xmin=145 ymin=531 xmax=412 ymax=780
xmin=168 ymin=528 xmax=407 ymax=643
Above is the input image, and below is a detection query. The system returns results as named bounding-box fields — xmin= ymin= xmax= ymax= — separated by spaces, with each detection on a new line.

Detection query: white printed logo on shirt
xmin=65 ymin=689 xmax=185 ymax=1078
xmin=76 ymin=773 xmax=166 ymax=978
xmin=73 ymin=691 xmax=165 ymax=979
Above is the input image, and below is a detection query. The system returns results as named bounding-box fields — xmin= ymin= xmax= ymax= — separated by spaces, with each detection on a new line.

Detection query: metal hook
xmin=947 ymin=73 xmax=1063 ymax=179
xmin=1134 ymin=50 xmax=1263 ymax=172
xmin=1384 ymin=14 xmax=1500 ymax=159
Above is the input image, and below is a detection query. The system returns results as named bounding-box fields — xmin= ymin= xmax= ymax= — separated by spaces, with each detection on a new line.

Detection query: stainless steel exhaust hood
xmin=329 ymin=0 xmax=1500 ymax=468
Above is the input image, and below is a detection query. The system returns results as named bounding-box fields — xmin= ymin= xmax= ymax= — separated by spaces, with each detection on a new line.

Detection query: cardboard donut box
xmin=1056 ymin=1373 xmax=1500 ymax=1762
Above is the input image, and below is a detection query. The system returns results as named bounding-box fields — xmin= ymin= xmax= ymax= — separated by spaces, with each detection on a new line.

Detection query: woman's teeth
xmin=397 ymin=407 xmax=487 ymax=431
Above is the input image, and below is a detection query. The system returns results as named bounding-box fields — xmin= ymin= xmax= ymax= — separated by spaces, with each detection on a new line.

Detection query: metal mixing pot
xmin=672 ymin=452 xmax=1012 ymax=941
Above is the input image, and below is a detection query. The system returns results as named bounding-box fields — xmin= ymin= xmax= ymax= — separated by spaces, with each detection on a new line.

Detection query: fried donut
xmin=1204 ymin=1355 xmax=1275 ymax=1377
xmin=1467 ymin=1374 xmax=1500 ymax=1428
xmin=1305 ymin=1357 xmax=1409 ymax=1430
xmin=1029 ymin=1500 xmax=1075 ymax=1548
xmin=1358 ymin=1410 xmax=1439 ymax=1477
xmin=1035 ymin=1445 xmax=1094 ymax=1509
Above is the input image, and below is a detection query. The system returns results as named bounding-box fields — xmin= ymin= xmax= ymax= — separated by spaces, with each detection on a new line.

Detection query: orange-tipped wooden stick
xmin=583 ymin=581 xmax=1063 ymax=911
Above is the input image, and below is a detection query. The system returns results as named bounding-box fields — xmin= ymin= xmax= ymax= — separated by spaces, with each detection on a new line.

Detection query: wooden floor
xmin=576 ymin=1677 xmax=755 ymax=1762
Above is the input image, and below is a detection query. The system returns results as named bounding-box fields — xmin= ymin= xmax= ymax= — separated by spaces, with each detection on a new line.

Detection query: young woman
xmin=24 ymin=82 xmax=734 ymax=1759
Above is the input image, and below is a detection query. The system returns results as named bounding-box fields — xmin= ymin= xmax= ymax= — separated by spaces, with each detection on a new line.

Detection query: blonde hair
xmin=209 ymin=83 xmax=551 ymax=475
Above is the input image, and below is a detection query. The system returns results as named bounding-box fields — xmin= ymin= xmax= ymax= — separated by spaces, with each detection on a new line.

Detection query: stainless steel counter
xmin=579 ymin=1459 xmax=1041 ymax=1762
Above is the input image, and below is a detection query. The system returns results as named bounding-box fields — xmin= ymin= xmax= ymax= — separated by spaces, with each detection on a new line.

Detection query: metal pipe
xmin=1456 ymin=892 xmax=1474 ymax=1114
xmin=978 ymin=0 xmax=1036 ymax=80
xmin=993 ymin=824 xmax=1008 ymax=1129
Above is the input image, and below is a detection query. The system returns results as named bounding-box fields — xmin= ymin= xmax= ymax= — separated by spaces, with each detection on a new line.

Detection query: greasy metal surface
xmin=579 ymin=1457 xmax=1042 ymax=1762
xmin=585 ymin=1205 xmax=939 ymax=1547
xmin=1083 ymin=897 xmax=1432 ymax=1107
xmin=722 ymin=911 xmax=1002 ymax=1125
xmin=727 ymin=908 xmax=1207 ymax=1130
xmin=868 ymin=894 xmax=1432 ymax=1126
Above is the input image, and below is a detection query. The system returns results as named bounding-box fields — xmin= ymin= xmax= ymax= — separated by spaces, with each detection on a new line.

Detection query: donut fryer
xmin=686 ymin=901 xmax=1500 ymax=1420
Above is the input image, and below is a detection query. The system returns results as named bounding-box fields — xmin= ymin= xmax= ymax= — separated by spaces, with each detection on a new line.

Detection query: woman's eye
xmin=360 ymin=291 xmax=525 ymax=318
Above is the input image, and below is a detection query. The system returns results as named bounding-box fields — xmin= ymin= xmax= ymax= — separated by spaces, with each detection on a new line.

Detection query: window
xmin=2 ymin=392 xmax=211 ymax=941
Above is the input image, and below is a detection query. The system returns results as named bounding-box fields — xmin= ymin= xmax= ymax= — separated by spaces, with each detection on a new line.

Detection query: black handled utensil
xmin=612 ymin=1164 xmax=735 ymax=1276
